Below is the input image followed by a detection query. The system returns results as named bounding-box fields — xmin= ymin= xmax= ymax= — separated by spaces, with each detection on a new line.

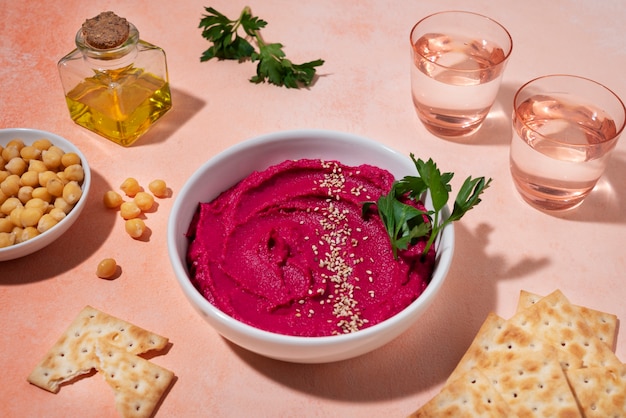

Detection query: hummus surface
xmin=186 ymin=159 xmax=435 ymax=337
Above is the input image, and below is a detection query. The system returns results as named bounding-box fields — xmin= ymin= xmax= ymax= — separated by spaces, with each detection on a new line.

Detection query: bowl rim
xmin=0 ymin=128 xmax=91 ymax=260
xmin=168 ymin=129 xmax=454 ymax=345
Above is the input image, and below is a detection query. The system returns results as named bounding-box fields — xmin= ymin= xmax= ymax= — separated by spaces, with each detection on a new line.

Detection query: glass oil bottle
xmin=58 ymin=12 xmax=172 ymax=146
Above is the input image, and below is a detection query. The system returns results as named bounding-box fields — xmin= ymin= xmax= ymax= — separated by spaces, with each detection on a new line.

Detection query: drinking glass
xmin=410 ymin=11 xmax=512 ymax=138
xmin=510 ymin=75 xmax=626 ymax=211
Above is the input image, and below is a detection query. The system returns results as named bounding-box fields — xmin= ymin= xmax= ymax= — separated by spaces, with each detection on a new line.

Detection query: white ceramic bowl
xmin=168 ymin=130 xmax=454 ymax=363
xmin=0 ymin=128 xmax=91 ymax=261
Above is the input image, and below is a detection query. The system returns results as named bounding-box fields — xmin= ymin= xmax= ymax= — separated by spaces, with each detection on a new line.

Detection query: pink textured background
xmin=1 ymin=0 xmax=625 ymax=416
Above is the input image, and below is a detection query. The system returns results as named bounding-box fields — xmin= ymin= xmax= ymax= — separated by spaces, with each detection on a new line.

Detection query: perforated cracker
xmin=96 ymin=340 xmax=175 ymax=418
xmin=447 ymin=312 xmax=581 ymax=384
xmin=509 ymin=290 xmax=622 ymax=370
xmin=517 ymin=290 xmax=618 ymax=350
xmin=408 ymin=368 xmax=512 ymax=417
xmin=565 ymin=363 xmax=626 ymax=417
xmin=27 ymin=306 xmax=169 ymax=393
xmin=481 ymin=346 xmax=582 ymax=417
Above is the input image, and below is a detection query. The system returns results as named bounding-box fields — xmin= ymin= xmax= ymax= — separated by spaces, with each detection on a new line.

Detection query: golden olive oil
xmin=65 ymin=67 xmax=172 ymax=146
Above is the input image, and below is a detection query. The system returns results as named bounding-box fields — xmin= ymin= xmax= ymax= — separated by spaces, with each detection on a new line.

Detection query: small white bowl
xmin=168 ymin=130 xmax=454 ymax=363
xmin=0 ymin=128 xmax=91 ymax=261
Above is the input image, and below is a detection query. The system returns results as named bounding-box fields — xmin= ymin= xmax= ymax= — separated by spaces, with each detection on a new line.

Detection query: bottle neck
xmin=76 ymin=23 xmax=139 ymax=70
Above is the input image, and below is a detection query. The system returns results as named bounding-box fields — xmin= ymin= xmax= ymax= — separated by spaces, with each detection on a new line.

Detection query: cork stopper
xmin=81 ymin=11 xmax=130 ymax=49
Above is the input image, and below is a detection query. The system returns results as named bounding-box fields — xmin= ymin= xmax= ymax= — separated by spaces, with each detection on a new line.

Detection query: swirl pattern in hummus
xmin=186 ymin=159 xmax=435 ymax=337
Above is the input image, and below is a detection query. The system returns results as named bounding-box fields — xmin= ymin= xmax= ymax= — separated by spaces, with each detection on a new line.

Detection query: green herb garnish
xmin=363 ymin=155 xmax=492 ymax=259
xmin=199 ymin=6 xmax=324 ymax=88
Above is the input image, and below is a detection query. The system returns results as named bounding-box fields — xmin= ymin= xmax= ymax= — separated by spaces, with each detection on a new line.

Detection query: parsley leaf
xmin=199 ymin=6 xmax=324 ymax=88
xmin=363 ymin=156 xmax=491 ymax=259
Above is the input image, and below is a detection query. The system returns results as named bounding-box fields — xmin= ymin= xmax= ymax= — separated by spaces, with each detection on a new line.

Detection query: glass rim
xmin=409 ymin=10 xmax=513 ymax=70
xmin=513 ymin=74 xmax=626 ymax=144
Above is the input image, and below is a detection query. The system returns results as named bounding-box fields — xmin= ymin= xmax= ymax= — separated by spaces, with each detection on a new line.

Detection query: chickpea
xmin=120 ymin=201 xmax=141 ymax=219
xmin=125 ymin=218 xmax=146 ymax=239
xmin=61 ymin=152 xmax=81 ymax=167
xmin=46 ymin=177 xmax=65 ymax=197
xmin=96 ymin=258 xmax=118 ymax=279
xmin=54 ymin=197 xmax=73 ymax=214
xmin=25 ymin=197 xmax=49 ymax=213
xmin=1 ymin=174 xmax=20 ymax=196
xmin=9 ymin=206 xmax=23 ymax=227
xmin=62 ymin=181 xmax=82 ymax=205
xmin=6 ymin=139 xmax=25 ymax=150
xmin=20 ymin=207 xmax=43 ymax=228
xmin=17 ymin=186 xmax=34 ymax=204
xmin=28 ymin=159 xmax=47 ymax=173
xmin=103 ymin=190 xmax=124 ymax=209
xmin=42 ymin=149 xmax=61 ymax=169
xmin=38 ymin=170 xmax=58 ymax=188
xmin=48 ymin=207 xmax=67 ymax=222
xmin=20 ymin=145 xmax=42 ymax=161
xmin=5 ymin=157 xmax=27 ymax=176
xmin=20 ymin=170 xmax=40 ymax=188
xmin=32 ymin=187 xmax=53 ymax=203
xmin=0 ymin=231 xmax=16 ymax=248
xmin=1 ymin=145 xmax=20 ymax=161
xmin=32 ymin=138 xmax=52 ymax=151
xmin=148 ymin=179 xmax=168 ymax=198
xmin=0 ymin=218 xmax=14 ymax=233
xmin=64 ymin=164 xmax=84 ymax=182
xmin=120 ymin=177 xmax=141 ymax=197
xmin=15 ymin=226 xmax=39 ymax=243
xmin=133 ymin=191 xmax=154 ymax=212
xmin=1 ymin=197 xmax=22 ymax=216
xmin=37 ymin=213 xmax=59 ymax=233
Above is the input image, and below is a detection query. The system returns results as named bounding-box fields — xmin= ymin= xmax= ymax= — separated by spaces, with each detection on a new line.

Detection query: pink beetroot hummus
xmin=186 ymin=159 xmax=435 ymax=337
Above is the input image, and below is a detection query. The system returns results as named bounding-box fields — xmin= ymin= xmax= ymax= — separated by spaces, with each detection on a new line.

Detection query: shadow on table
xmin=0 ymin=169 xmax=115 ymax=284
xmin=126 ymin=87 xmax=206 ymax=147
xmin=229 ymin=221 xmax=551 ymax=403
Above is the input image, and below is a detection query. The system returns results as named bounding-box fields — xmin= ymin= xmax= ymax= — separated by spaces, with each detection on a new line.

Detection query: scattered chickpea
xmin=96 ymin=258 xmax=118 ymax=279
xmin=120 ymin=201 xmax=141 ymax=220
xmin=148 ymin=179 xmax=168 ymax=198
xmin=120 ymin=177 xmax=141 ymax=197
xmin=125 ymin=218 xmax=146 ymax=239
xmin=133 ymin=191 xmax=154 ymax=212
xmin=103 ymin=190 xmax=124 ymax=209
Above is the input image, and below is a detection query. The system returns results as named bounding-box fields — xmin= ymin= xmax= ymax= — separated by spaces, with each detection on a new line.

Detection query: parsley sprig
xmin=363 ymin=155 xmax=492 ymax=259
xmin=199 ymin=6 xmax=324 ymax=88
